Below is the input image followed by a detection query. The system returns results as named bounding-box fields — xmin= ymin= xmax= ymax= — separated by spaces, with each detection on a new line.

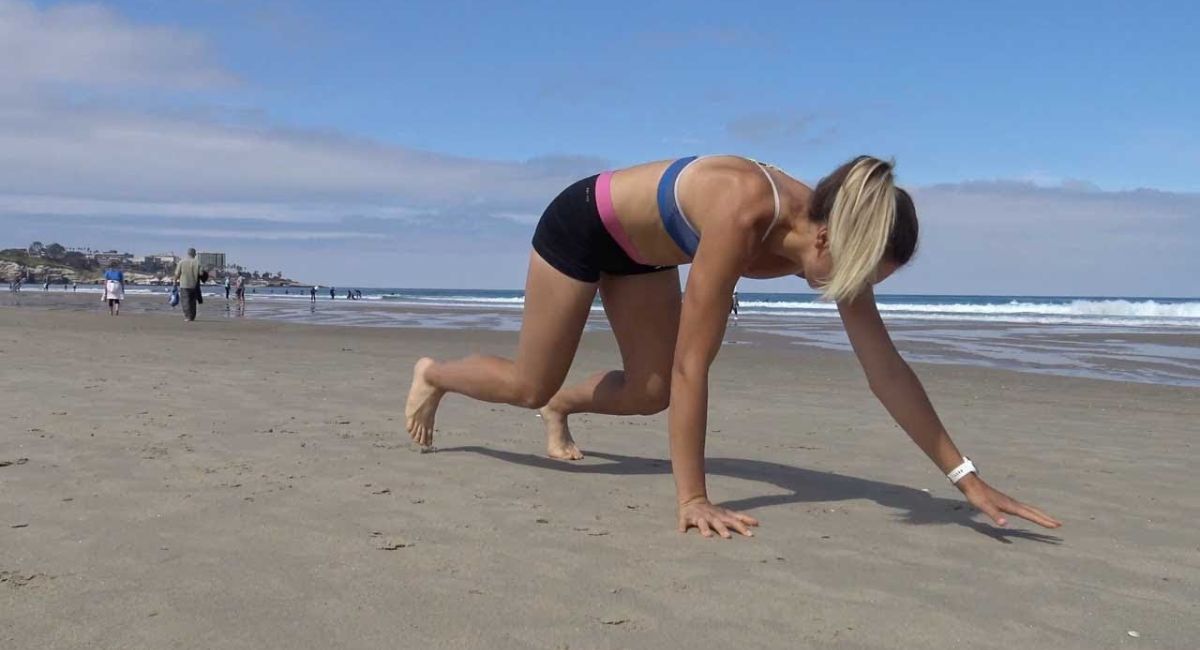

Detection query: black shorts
xmin=532 ymin=175 xmax=674 ymax=283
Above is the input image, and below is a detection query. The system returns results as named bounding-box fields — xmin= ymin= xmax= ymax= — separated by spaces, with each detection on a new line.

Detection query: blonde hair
xmin=817 ymin=156 xmax=900 ymax=302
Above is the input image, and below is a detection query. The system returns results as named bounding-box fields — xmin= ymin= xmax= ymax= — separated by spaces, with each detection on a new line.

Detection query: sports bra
xmin=656 ymin=155 xmax=782 ymax=259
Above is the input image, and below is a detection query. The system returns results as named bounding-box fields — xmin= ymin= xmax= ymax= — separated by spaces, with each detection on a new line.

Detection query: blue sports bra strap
xmin=658 ymin=156 xmax=700 ymax=257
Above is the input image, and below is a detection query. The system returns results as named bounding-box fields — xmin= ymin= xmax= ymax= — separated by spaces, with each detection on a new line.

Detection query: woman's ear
xmin=814 ymin=224 xmax=830 ymax=254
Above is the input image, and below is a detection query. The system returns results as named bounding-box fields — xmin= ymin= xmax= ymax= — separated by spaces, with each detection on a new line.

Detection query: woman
xmin=102 ymin=261 xmax=125 ymax=316
xmin=405 ymin=155 xmax=1061 ymax=538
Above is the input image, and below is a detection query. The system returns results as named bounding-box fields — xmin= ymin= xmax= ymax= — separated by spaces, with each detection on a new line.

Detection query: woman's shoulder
xmin=690 ymin=156 xmax=775 ymax=194
xmin=681 ymin=156 xmax=777 ymax=221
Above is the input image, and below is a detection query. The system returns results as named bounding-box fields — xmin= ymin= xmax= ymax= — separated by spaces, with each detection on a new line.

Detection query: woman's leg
xmin=405 ymin=251 xmax=598 ymax=446
xmin=539 ymin=268 xmax=681 ymax=459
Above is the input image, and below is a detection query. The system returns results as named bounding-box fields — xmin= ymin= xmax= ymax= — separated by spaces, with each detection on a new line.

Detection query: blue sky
xmin=1 ymin=0 xmax=1198 ymax=294
xmin=106 ymin=0 xmax=1200 ymax=189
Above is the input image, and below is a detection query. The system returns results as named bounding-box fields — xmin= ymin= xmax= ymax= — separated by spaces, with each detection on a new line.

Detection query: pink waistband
xmin=595 ymin=171 xmax=646 ymax=264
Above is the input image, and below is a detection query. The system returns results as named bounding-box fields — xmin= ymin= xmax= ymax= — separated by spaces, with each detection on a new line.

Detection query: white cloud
xmin=890 ymin=182 xmax=1200 ymax=296
xmin=0 ymin=194 xmax=400 ymax=222
xmin=0 ymin=0 xmax=605 ymax=223
xmin=99 ymin=224 xmax=387 ymax=241
xmin=726 ymin=111 xmax=827 ymax=145
xmin=0 ymin=98 xmax=601 ymax=208
xmin=0 ymin=0 xmax=233 ymax=89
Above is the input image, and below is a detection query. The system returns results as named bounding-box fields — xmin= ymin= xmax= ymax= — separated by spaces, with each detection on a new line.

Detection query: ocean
xmin=18 ymin=285 xmax=1200 ymax=387
xmin=360 ymin=289 xmax=1199 ymax=328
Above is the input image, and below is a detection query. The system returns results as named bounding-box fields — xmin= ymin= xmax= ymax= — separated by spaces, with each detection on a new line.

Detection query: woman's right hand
xmin=956 ymin=474 xmax=1062 ymax=529
xmin=677 ymin=498 xmax=759 ymax=538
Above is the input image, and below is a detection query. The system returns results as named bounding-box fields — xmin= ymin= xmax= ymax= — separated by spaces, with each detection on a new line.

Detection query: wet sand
xmin=1 ymin=305 xmax=1197 ymax=649
xmin=7 ymin=289 xmax=1199 ymax=388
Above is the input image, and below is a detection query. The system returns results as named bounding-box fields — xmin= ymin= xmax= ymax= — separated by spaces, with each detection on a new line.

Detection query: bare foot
xmin=405 ymin=358 xmax=444 ymax=448
xmin=539 ymin=406 xmax=584 ymax=460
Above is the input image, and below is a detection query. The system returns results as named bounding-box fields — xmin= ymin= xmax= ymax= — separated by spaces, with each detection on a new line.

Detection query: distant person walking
xmin=224 ymin=277 xmax=231 ymax=300
xmin=174 ymin=248 xmax=202 ymax=322
xmin=102 ymin=261 xmax=125 ymax=316
xmin=43 ymin=280 xmax=49 ymax=291
xmin=234 ymin=275 xmax=246 ymax=307
xmin=730 ymin=290 xmax=740 ymax=324
xmin=310 ymin=286 xmax=318 ymax=303
xmin=330 ymin=287 xmax=336 ymax=300
xmin=72 ymin=282 xmax=77 ymax=292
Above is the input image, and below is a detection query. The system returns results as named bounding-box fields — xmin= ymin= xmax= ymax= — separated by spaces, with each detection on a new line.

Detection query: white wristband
xmin=946 ymin=457 xmax=977 ymax=484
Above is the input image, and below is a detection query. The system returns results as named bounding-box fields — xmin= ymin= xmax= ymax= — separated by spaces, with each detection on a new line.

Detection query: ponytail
xmin=809 ymin=156 xmax=916 ymax=302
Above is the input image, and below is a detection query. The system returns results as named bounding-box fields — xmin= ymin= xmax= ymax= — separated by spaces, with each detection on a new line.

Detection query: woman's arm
xmin=669 ymin=179 xmax=774 ymax=539
xmin=838 ymin=289 xmax=1061 ymax=528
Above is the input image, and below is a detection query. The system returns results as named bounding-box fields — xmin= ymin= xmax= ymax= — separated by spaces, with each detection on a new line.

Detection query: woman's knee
xmin=511 ymin=380 xmax=556 ymax=410
xmin=632 ymin=375 xmax=671 ymax=415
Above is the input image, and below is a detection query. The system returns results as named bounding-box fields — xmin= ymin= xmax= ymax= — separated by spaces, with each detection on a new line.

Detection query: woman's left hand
xmin=956 ymin=474 xmax=1062 ymax=528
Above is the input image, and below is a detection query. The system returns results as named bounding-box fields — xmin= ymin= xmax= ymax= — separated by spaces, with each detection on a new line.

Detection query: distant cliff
xmin=1 ymin=250 xmax=105 ymax=284
xmin=1 ymin=249 xmax=303 ymax=286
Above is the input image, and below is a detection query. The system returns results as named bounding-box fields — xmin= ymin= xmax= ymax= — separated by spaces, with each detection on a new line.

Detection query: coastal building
xmin=198 ymin=252 xmax=226 ymax=269
xmin=143 ymin=253 xmax=176 ymax=266
xmin=93 ymin=251 xmax=134 ymax=266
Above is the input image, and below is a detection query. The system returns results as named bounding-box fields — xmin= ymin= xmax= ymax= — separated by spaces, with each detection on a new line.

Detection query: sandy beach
xmin=2 ymin=302 xmax=1197 ymax=649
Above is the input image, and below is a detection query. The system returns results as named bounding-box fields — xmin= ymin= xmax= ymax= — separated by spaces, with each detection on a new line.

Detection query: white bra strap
xmin=755 ymin=163 xmax=782 ymax=241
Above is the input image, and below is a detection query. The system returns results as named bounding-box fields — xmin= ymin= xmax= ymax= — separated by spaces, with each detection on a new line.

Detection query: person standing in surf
xmin=405 ymin=155 xmax=1061 ymax=538
xmin=234 ymin=274 xmax=246 ymax=308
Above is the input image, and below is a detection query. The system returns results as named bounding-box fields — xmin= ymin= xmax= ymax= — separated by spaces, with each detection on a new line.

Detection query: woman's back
xmin=608 ymin=156 xmax=802 ymax=266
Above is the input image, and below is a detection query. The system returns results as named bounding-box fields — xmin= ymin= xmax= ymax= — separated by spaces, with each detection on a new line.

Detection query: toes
xmin=548 ymin=445 xmax=584 ymax=461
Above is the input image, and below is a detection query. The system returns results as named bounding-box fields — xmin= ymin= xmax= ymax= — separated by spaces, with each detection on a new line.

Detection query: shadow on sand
xmin=439 ymin=446 xmax=1062 ymax=545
